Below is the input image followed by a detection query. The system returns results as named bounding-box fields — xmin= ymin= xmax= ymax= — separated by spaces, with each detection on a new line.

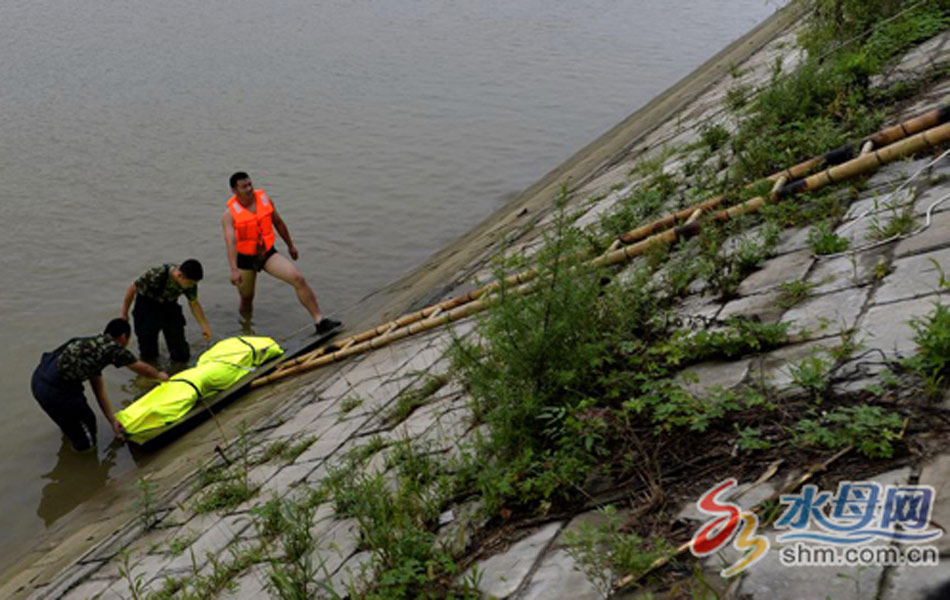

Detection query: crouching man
xmin=31 ymin=318 xmax=169 ymax=450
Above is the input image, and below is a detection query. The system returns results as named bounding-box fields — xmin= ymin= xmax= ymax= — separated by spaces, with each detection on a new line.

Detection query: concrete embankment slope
xmin=0 ymin=4 xmax=806 ymax=599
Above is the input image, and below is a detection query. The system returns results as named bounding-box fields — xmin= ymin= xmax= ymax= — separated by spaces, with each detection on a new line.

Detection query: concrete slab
xmin=773 ymin=226 xmax=812 ymax=255
xmin=672 ymin=294 xmax=722 ymax=322
xmin=881 ymin=562 xmax=950 ymax=600
xmin=737 ymin=250 xmax=814 ymax=297
xmin=266 ymin=401 xmax=334 ymax=441
xmin=858 ymin=296 xmax=949 ymax=360
xmin=915 ymin=453 xmax=950 ymax=554
xmin=750 ymin=337 xmax=839 ymax=392
xmin=256 ymin=462 xmax=317 ymax=499
xmin=779 ymin=286 xmax=870 ymax=336
xmin=60 ymin=576 xmax=118 ymax=600
xmin=865 ymin=158 xmax=933 ymax=190
xmin=294 ymin=416 xmax=368 ymax=464
xmin=844 ymin=186 xmax=914 ymax=221
xmin=719 ymin=290 xmax=786 ymax=324
xmin=834 ymin=213 xmax=881 ymax=247
xmin=736 ymin=552 xmax=883 ymax=600
xmin=806 ymin=247 xmax=889 ymax=295
xmin=326 ymin=550 xmax=373 ymax=597
xmin=519 ymin=549 xmax=601 ymax=600
xmin=466 ymin=522 xmax=562 ymax=599
xmin=678 ymin=359 xmax=751 ymax=397
xmin=419 ymin=407 xmax=473 ymax=451
xmin=894 ymin=210 xmax=950 ymax=258
xmin=913 ymin=183 xmax=950 ymax=218
xmin=163 ymin=513 xmax=250 ymax=575
xmin=310 ymin=519 xmax=360 ymax=578
xmin=221 ymin=564 xmax=277 ymax=599
xmin=873 ymin=246 xmax=950 ymax=305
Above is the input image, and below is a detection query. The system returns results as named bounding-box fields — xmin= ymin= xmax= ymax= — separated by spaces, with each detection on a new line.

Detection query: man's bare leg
xmin=237 ymin=268 xmax=257 ymax=318
xmin=262 ymin=253 xmax=323 ymax=323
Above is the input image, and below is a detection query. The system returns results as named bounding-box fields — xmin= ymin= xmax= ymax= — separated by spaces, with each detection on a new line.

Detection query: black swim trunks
xmin=236 ymin=247 xmax=278 ymax=272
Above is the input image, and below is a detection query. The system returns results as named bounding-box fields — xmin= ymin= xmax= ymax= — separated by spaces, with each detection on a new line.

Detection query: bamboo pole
xmin=618 ymin=103 xmax=950 ymax=245
xmin=278 ymin=104 xmax=950 ymax=368
xmin=254 ymin=113 xmax=950 ymax=389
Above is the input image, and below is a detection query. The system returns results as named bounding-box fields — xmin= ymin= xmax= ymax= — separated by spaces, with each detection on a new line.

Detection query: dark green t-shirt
xmin=135 ymin=264 xmax=198 ymax=303
xmin=56 ymin=334 xmax=137 ymax=381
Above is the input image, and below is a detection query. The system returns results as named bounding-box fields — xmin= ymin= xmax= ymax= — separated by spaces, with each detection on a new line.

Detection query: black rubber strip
xmin=170 ymin=378 xmax=202 ymax=397
xmin=674 ymin=221 xmax=701 ymax=239
xmin=777 ymin=178 xmax=807 ymax=198
xmin=824 ymin=144 xmax=854 ymax=166
xmin=235 ymin=336 xmax=257 ymax=363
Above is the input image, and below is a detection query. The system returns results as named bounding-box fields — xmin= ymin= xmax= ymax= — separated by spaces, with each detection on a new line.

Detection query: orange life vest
xmin=227 ymin=189 xmax=276 ymax=255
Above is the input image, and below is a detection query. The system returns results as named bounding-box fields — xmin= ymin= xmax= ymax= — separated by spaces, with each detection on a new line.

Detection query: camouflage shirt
xmin=135 ymin=264 xmax=198 ymax=304
xmin=56 ymin=334 xmax=137 ymax=382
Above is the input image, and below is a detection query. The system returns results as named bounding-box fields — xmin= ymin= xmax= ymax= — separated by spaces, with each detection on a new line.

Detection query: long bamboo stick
xmin=275 ymin=104 xmax=950 ymax=370
xmin=253 ymin=118 xmax=950 ymax=388
xmin=618 ymin=103 xmax=950 ymax=245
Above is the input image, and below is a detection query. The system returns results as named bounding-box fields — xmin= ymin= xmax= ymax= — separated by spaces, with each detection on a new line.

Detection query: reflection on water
xmin=37 ymin=440 xmax=118 ymax=527
xmin=239 ymin=315 xmax=257 ymax=337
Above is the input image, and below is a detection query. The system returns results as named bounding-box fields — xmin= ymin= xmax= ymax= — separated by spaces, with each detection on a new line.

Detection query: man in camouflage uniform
xmin=31 ymin=318 xmax=169 ymax=451
xmin=120 ymin=259 xmax=212 ymax=364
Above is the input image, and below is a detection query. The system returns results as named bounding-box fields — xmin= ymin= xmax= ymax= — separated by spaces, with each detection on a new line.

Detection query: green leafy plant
xmin=790 ymin=353 xmax=832 ymax=399
xmin=135 ymin=476 xmax=160 ymax=530
xmin=777 ymin=279 xmax=816 ymax=309
xmin=563 ymin=505 xmax=672 ymax=596
xmin=807 ymin=221 xmax=850 ymax=255
xmin=165 ymin=529 xmax=199 ymax=557
xmin=869 ymin=198 xmax=916 ymax=240
xmin=794 ymin=405 xmax=903 ymax=458
xmin=904 ymin=298 xmax=950 ymax=397
xmin=384 ymin=374 xmax=449 ymax=426
xmin=117 ymin=550 xmax=147 ymax=600
xmin=736 ymin=425 xmax=772 ymax=452
xmin=340 ymin=395 xmax=364 ymax=414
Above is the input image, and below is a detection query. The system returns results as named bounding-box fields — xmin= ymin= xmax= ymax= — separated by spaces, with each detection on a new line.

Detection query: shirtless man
xmin=221 ymin=172 xmax=341 ymax=334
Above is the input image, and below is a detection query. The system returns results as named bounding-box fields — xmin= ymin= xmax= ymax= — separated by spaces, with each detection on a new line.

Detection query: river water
xmin=0 ymin=0 xmax=779 ymax=560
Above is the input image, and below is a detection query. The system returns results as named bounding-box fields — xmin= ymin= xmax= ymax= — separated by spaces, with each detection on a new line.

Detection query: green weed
xmin=794 ymin=405 xmax=903 ymax=458
xmin=563 ymin=505 xmax=672 ymax=595
xmin=384 ymin=374 xmax=449 ymax=426
xmin=340 ymin=395 xmax=364 ymax=414
xmin=777 ymin=280 xmax=815 ymax=309
xmin=807 ymin=221 xmax=850 ymax=255
xmin=135 ymin=476 xmax=160 ymax=530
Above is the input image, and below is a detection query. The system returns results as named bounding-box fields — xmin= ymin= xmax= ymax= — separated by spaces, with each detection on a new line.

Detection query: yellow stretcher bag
xmin=116 ymin=336 xmax=283 ymax=438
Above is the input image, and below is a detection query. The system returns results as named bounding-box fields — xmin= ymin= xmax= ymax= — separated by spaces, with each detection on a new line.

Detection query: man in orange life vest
xmin=221 ymin=172 xmax=341 ymax=335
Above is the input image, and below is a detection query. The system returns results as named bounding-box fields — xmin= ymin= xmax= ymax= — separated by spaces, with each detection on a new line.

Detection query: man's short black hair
xmin=180 ymin=259 xmax=203 ymax=281
xmin=229 ymin=171 xmax=250 ymax=189
xmin=105 ymin=318 xmax=131 ymax=339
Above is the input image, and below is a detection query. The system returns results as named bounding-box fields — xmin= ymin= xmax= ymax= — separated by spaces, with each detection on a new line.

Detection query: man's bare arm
xmin=222 ymin=211 xmax=242 ymax=285
xmin=89 ymin=375 xmax=125 ymax=441
xmin=127 ymin=361 xmax=169 ymax=381
xmin=272 ymin=209 xmax=299 ymax=259
xmin=120 ymin=282 xmax=137 ymax=320
xmin=189 ymin=299 xmax=212 ymax=340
